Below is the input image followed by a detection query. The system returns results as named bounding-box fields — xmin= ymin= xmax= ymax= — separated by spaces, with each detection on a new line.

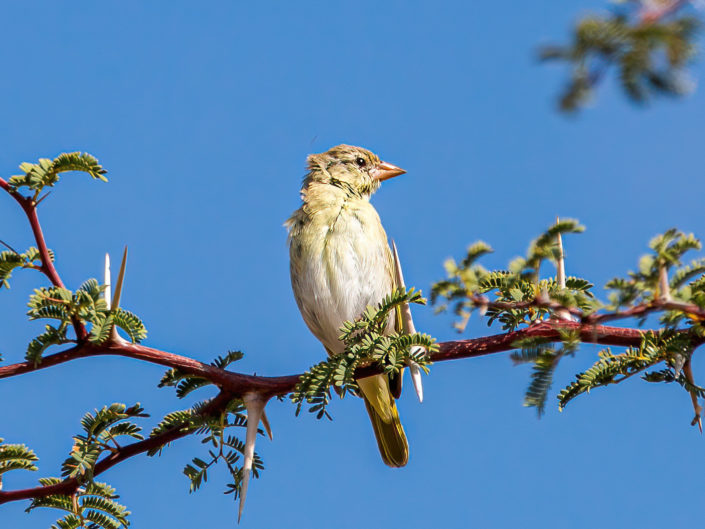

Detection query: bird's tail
xmin=358 ymin=375 xmax=409 ymax=468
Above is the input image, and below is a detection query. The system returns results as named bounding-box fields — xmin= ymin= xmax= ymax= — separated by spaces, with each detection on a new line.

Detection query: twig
xmin=0 ymin=392 xmax=232 ymax=504
xmin=1 ymin=179 xmax=87 ymax=339
xmin=0 ymin=239 xmax=21 ymax=255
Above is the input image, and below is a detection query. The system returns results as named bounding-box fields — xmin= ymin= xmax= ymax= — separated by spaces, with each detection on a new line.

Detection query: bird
xmin=286 ymin=144 xmax=409 ymax=467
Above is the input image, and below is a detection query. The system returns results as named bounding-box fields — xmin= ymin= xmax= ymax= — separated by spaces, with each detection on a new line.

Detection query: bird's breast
xmin=289 ymin=200 xmax=393 ymax=355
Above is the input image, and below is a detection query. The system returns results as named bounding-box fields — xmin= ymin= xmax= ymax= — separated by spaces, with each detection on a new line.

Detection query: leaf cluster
xmin=25 ymin=279 xmax=147 ymax=364
xmin=158 ymin=350 xmax=243 ymax=398
xmin=558 ymin=331 xmax=696 ymax=410
xmin=432 ymin=219 xmax=595 ymax=332
xmin=607 ymin=230 xmax=705 ymax=324
xmin=27 ymin=479 xmax=129 ymax=529
xmin=183 ymin=405 xmax=264 ymax=502
xmin=0 ymin=437 xmax=39 ymax=482
xmin=156 ymin=352 xmax=262 ymax=501
xmin=542 ymin=10 xmax=699 ymax=112
xmin=61 ymin=403 xmax=147 ymax=483
xmin=8 ymin=152 xmax=107 ymax=198
xmin=291 ymin=288 xmax=437 ymax=419
xmin=433 ymin=222 xmax=705 ymax=420
xmin=511 ymin=329 xmax=581 ymax=416
xmin=0 ymin=245 xmax=53 ymax=290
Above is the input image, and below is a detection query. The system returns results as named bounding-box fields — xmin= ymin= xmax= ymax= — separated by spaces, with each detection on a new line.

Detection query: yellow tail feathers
xmin=358 ymin=375 xmax=409 ymax=468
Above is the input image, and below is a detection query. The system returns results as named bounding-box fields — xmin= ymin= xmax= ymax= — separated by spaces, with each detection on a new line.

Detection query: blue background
xmin=2 ymin=2 xmax=704 ymax=528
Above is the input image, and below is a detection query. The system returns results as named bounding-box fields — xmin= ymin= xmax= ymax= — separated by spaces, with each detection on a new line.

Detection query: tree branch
xmin=0 ymin=176 xmax=20 ymax=201
xmin=2 ymin=320 xmax=692 ymax=397
xmin=0 ymin=391 xmax=232 ymax=505
xmin=23 ymin=205 xmax=65 ymax=290
xmin=1 ymin=315 xmax=703 ymax=507
xmin=465 ymin=292 xmax=705 ymax=326
xmin=0 ymin=319 xmax=681 ymax=506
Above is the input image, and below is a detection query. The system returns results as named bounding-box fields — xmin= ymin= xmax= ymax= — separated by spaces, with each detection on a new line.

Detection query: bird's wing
xmin=384 ymin=241 xmax=405 ymax=399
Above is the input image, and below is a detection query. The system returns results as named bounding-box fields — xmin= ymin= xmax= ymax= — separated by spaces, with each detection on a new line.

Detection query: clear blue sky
xmin=2 ymin=2 xmax=705 ymax=528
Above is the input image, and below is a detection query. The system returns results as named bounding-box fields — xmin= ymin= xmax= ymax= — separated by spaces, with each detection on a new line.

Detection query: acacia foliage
xmin=433 ymin=220 xmax=705 ymax=424
xmin=542 ymin=1 xmax=700 ymax=111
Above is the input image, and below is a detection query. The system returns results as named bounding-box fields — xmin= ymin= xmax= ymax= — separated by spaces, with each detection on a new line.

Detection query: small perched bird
xmin=286 ymin=144 xmax=409 ymax=467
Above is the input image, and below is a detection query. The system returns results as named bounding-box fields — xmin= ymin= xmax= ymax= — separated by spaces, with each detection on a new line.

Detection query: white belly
xmin=289 ymin=202 xmax=394 ymax=355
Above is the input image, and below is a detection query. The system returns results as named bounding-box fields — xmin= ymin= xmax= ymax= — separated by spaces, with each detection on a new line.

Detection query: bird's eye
xmin=355 ymin=157 xmax=366 ymax=167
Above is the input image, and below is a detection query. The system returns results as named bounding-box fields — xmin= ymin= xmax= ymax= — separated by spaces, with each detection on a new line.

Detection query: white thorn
xmin=111 ymin=247 xmax=128 ymax=311
xmin=261 ymin=410 xmax=273 ymax=441
xmin=408 ymin=357 xmax=424 ymax=403
xmin=552 ymin=223 xmax=574 ymax=321
xmin=109 ymin=247 xmax=129 ymax=343
xmin=238 ymin=393 xmax=266 ymax=523
xmin=104 ymin=253 xmax=112 ymax=307
xmin=556 ymin=218 xmax=566 ymax=290
xmin=673 ymin=353 xmax=686 ymax=380
xmin=659 ymin=265 xmax=671 ymax=302
xmin=391 ymin=241 xmax=425 ymax=403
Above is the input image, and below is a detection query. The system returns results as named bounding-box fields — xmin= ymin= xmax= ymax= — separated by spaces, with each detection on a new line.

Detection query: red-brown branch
xmin=1 ymin=179 xmax=87 ymax=339
xmin=584 ymin=300 xmax=705 ymax=325
xmin=1 ymin=323 xmax=697 ymax=505
xmin=467 ymin=293 xmax=705 ymax=327
xmin=0 ymin=176 xmax=18 ymax=198
xmin=1 ymin=320 xmax=690 ymax=397
xmin=24 ymin=205 xmax=65 ymax=290
xmin=0 ymin=392 xmax=232 ymax=505
xmin=0 ymin=319 xmax=680 ymax=506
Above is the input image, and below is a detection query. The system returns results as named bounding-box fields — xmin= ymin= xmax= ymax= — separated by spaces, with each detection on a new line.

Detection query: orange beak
xmin=370 ymin=161 xmax=406 ymax=182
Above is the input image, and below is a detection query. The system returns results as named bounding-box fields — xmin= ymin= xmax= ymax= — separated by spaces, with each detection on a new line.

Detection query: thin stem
xmin=463 ymin=290 xmax=705 ymax=326
xmin=0 ymin=176 xmax=17 ymax=197
xmin=23 ymin=205 xmax=65 ymax=289
xmin=1 ymin=179 xmax=87 ymax=339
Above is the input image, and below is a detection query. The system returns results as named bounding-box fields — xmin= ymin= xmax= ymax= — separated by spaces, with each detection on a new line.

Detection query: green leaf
xmin=89 ymin=315 xmax=114 ymax=344
xmin=9 ymin=152 xmax=107 ymax=193
xmin=25 ymin=324 xmax=69 ymax=365
xmin=293 ymin=287 xmax=435 ymax=419
xmin=523 ymin=348 xmax=560 ymax=417
xmin=112 ymin=308 xmax=147 ymax=343
xmin=28 ymin=478 xmax=129 ymax=529
xmin=0 ymin=438 xmax=39 ymax=475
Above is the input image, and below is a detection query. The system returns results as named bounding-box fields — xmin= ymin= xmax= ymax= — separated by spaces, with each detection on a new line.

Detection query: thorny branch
xmin=2 ymin=318 xmax=699 ymax=505
xmin=3 ymin=173 xmax=705 ymax=510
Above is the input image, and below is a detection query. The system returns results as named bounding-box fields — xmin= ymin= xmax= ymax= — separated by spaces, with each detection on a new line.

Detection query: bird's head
xmin=303 ymin=144 xmax=406 ymax=198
